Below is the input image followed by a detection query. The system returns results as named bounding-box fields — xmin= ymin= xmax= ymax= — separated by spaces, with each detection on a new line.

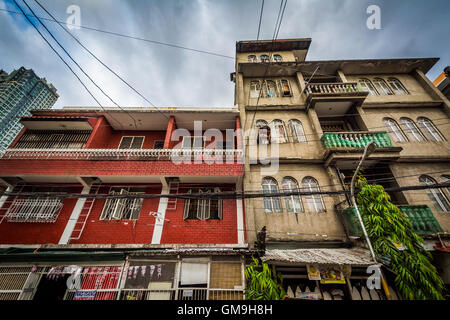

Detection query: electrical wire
xmin=256 ymin=0 xmax=264 ymax=41
xmin=19 ymin=0 xmax=135 ymax=129
xmin=33 ymin=0 xmax=170 ymax=122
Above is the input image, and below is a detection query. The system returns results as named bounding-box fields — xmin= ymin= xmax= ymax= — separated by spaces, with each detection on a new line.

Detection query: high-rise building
xmin=0 ymin=67 xmax=58 ymax=151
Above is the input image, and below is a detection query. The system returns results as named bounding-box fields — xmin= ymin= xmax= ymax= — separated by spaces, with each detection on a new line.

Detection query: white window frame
xmin=282 ymin=177 xmax=303 ymax=213
xmin=278 ymin=79 xmax=292 ymax=97
xmin=183 ymin=188 xmax=222 ymax=220
xmin=264 ymin=80 xmax=279 ymax=98
xmin=358 ymin=78 xmax=378 ymax=96
xmin=262 ymin=178 xmax=282 ymax=213
xmin=270 ymin=120 xmax=288 ymax=144
xmin=419 ymin=175 xmax=450 ymax=213
xmin=383 ymin=118 xmax=408 ymax=142
xmin=373 ymin=78 xmax=394 ymax=95
xmin=100 ymin=187 xmax=144 ymax=220
xmin=256 ymin=120 xmax=270 ymax=145
xmin=400 ymin=118 xmax=426 ymax=142
xmin=288 ymin=119 xmax=307 ymax=142
xmin=417 ymin=117 xmax=445 ymax=142
xmin=118 ymin=136 xmax=145 ymax=149
xmin=387 ymin=78 xmax=408 ymax=95
xmin=302 ymin=177 xmax=326 ymax=213
xmin=249 ymin=81 xmax=261 ymax=99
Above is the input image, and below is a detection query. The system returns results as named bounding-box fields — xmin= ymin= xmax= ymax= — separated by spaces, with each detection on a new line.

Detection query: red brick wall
xmin=0 ymin=186 xmax=81 ymax=244
xmin=160 ymin=185 xmax=238 ymax=244
xmin=71 ymin=185 xmax=161 ymax=244
xmin=0 ymin=160 xmax=244 ymax=176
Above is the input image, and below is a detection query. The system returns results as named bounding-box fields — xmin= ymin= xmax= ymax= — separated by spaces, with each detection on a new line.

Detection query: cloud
xmin=1 ymin=0 xmax=449 ymax=109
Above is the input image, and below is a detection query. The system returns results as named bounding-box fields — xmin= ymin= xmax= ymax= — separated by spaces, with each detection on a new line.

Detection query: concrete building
xmin=232 ymin=38 xmax=450 ymax=299
xmin=0 ymin=67 xmax=58 ymax=151
xmin=0 ymin=107 xmax=247 ymax=300
xmin=434 ymin=66 xmax=450 ymax=100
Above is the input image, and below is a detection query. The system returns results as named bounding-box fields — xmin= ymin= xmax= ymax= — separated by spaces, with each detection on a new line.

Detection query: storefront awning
xmin=261 ymin=248 xmax=374 ymax=266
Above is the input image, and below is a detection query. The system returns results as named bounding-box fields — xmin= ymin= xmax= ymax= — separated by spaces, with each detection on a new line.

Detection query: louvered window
xmin=118 ymin=136 xmax=145 ymax=149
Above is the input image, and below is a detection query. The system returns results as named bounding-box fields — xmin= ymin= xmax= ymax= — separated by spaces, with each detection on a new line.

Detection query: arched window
xmin=270 ymin=119 xmax=288 ymax=143
xmin=282 ymin=177 xmax=303 ymax=213
xmin=262 ymin=177 xmax=282 ymax=213
xmin=358 ymin=78 xmax=378 ymax=96
xmin=288 ymin=119 xmax=307 ymax=142
xmin=441 ymin=175 xmax=450 ymax=195
xmin=302 ymin=177 xmax=325 ymax=213
xmin=373 ymin=78 xmax=394 ymax=95
xmin=256 ymin=120 xmax=270 ymax=145
xmin=387 ymin=78 xmax=408 ymax=95
xmin=249 ymin=81 xmax=261 ymax=99
xmin=264 ymin=80 xmax=278 ymax=98
xmin=280 ymin=79 xmax=292 ymax=96
xmin=419 ymin=175 xmax=450 ymax=212
xmin=383 ymin=118 xmax=408 ymax=142
xmin=260 ymin=54 xmax=270 ymax=63
xmin=417 ymin=117 xmax=445 ymax=142
xmin=248 ymin=55 xmax=257 ymax=62
xmin=273 ymin=54 xmax=282 ymax=62
xmin=400 ymin=117 xmax=426 ymax=142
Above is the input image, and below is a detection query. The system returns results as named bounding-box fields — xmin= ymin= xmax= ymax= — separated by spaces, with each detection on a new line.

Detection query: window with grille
xmin=358 ymin=79 xmax=378 ymax=96
xmin=302 ymin=177 xmax=325 ymax=213
xmin=262 ymin=177 xmax=282 ymax=213
xmin=270 ymin=120 xmax=288 ymax=143
xmin=387 ymin=78 xmax=408 ymax=95
xmin=383 ymin=118 xmax=408 ymax=142
xmin=288 ymin=119 xmax=307 ymax=142
xmin=100 ymin=187 xmax=145 ymax=220
xmin=14 ymin=130 xmax=91 ymax=149
xmin=249 ymin=81 xmax=261 ymax=98
xmin=256 ymin=120 xmax=270 ymax=145
xmin=282 ymin=177 xmax=303 ymax=213
xmin=118 ymin=136 xmax=145 ymax=149
xmin=400 ymin=118 xmax=426 ymax=142
xmin=417 ymin=117 xmax=445 ymax=142
xmin=373 ymin=78 xmax=394 ymax=95
xmin=183 ymin=188 xmax=222 ymax=220
xmin=5 ymin=196 xmax=64 ymax=223
xmin=419 ymin=175 xmax=450 ymax=213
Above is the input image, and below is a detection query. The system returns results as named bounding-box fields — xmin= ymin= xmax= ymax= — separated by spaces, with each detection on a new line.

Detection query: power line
xmin=2 ymin=182 xmax=449 ymax=200
xmin=32 ymin=0 xmax=170 ymax=122
xmin=10 ymin=0 xmax=104 ymax=110
xmin=19 ymin=0 xmax=135 ymax=129
xmin=256 ymin=0 xmax=265 ymax=41
xmin=0 ymin=7 xmax=235 ymax=60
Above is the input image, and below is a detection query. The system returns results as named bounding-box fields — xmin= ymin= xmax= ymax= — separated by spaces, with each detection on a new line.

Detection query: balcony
xmin=304 ymin=82 xmax=368 ymax=111
xmin=1 ymin=148 xmax=244 ymax=161
xmin=320 ymin=131 xmax=402 ymax=167
xmin=342 ymin=205 xmax=443 ymax=236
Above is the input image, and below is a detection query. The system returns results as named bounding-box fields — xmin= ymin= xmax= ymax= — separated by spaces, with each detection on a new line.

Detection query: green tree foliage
xmin=244 ymin=256 xmax=286 ymax=300
xmin=357 ymin=176 xmax=445 ymax=300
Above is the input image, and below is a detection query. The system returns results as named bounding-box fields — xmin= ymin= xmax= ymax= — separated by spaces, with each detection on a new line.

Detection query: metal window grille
xmin=100 ymin=188 xmax=144 ymax=220
xmin=183 ymin=188 xmax=222 ymax=220
xmin=14 ymin=130 xmax=91 ymax=149
xmin=5 ymin=197 xmax=63 ymax=223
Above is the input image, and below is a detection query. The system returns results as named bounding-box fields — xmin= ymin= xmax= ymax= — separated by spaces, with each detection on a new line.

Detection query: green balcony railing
xmin=342 ymin=205 xmax=443 ymax=236
xmin=321 ymin=132 xmax=393 ymax=149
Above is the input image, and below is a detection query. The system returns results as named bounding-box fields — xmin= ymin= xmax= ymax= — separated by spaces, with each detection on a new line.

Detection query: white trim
xmin=236 ymin=198 xmax=245 ymax=244
xmin=58 ymin=185 xmax=91 ymax=244
xmin=151 ymin=185 xmax=169 ymax=244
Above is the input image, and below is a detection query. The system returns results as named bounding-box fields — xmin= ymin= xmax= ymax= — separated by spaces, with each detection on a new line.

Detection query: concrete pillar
xmin=307 ymin=108 xmax=323 ymax=140
xmin=163 ymin=116 xmax=177 ymax=149
xmin=151 ymin=184 xmax=169 ymax=244
xmin=413 ymin=69 xmax=450 ymax=116
xmin=58 ymin=184 xmax=91 ymax=244
xmin=236 ymin=177 xmax=245 ymax=245
xmin=337 ymin=70 xmax=348 ymax=83
xmin=85 ymin=116 xmax=108 ymax=148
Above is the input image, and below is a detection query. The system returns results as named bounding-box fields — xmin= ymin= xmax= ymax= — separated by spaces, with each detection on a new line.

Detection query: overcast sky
xmin=1 ymin=0 xmax=449 ymax=109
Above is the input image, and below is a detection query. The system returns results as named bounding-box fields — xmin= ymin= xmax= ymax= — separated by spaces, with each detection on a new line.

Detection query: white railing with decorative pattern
xmin=5 ymin=198 xmax=63 ymax=223
xmin=305 ymin=82 xmax=364 ymax=95
xmin=2 ymin=148 xmax=244 ymax=161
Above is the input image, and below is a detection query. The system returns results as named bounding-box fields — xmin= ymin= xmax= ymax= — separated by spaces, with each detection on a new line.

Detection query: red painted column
xmin=163 ymin=116 xmax=176 ymax=149
xmin=85 ymin=116 xmax=107 ymax=148
xmin=235 ymin=116 xmax=242 ymax=150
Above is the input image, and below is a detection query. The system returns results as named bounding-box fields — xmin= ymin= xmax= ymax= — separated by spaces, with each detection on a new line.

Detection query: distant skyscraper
xmin=0 ymin=67 xmax=58 ymax=150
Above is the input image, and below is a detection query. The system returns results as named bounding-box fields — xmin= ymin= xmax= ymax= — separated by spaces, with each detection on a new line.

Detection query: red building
xmin=0 ymin=107 xmax=248 ymax=300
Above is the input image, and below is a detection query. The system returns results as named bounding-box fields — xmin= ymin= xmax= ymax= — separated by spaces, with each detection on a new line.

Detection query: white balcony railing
xmin=5 ymin=197 xmax=63 ymax=223
xmin=305 ymin=82 xmax=363 ymax=95
xmin=1 ymin=148 xmax=244 ymax=161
